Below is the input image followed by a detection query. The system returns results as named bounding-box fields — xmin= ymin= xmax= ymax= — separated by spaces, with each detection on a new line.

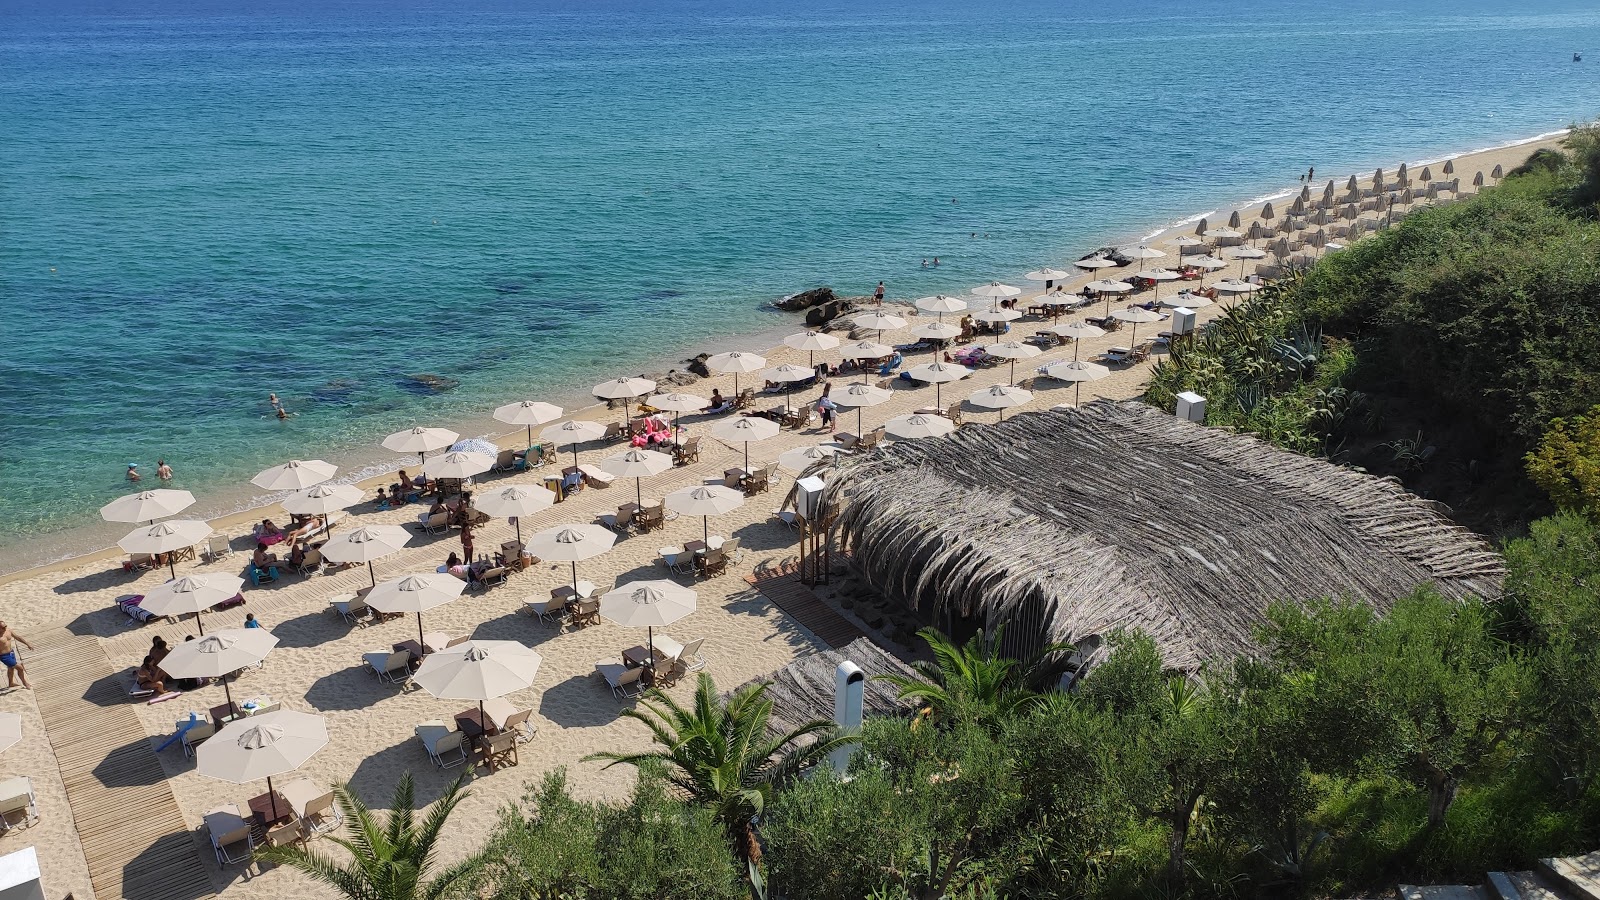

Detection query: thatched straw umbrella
xmin=1443 ymin=159 xmax=1455 ymax=175
xmin=1491 ymin=163 xmax=1503 ymax=180
xmin=1473 ymin=171 xmax=1485 ymax=189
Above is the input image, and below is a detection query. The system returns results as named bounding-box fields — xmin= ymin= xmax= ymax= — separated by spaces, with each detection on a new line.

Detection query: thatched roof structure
xmin=731 ymin=638 xmax=919 ymax=737
xmin=821 ymin=401 xmax=1504 ymax=671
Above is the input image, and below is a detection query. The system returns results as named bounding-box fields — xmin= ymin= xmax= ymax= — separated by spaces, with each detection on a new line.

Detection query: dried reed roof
xmin=822 ymin=401 xmax=1504 ymax=671
xmin=732 ymin=638 xmax=919 ymax=737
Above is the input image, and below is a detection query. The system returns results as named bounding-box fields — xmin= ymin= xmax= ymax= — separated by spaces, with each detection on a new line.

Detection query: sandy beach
xmin=0 ymin=133 xmax=1559 ymax=900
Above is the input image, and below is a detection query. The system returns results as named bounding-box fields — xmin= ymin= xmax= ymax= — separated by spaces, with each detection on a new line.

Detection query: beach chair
xmin=248 ymin=564 xmax=278 ymax=586
xmin=329 ymin=593 xmax=371 ymax=626
xmin=277 ymin=777 xmax=340 ymax=840
xmin=783 ymin=405 xmax=814 ymax=429
xmin=124 ymin=552 xmax=157 ymax=574
xmin=679 ymin=637 xmax=708 ymax=674
xmin=720 ymin=536 xmax=743 ymax=563
xmin=259 ymin=820 xmax=303 ymax=859
xmin=0 ymin=778 xmax=38 ymax=832
xmin=673 ymin=436 xmax=701 ymax=466
xmin=568 ymin=599 xmax=601 ymax=629
xmin=697 ymin=548 xmax=728 ymax=578
xmin=296 ymin=547 xmax=325 ymax=577
xmin=483 ymin=731 xmax=519 ymax=772
xmin=772 ymin=509 xmax=800 ymax=530
xmin=204 ymin=803 xmax=255 ymax=866
xmin=596 ymin=659 xmax=646 ymax=700
xmin=477 ymin=565 xmax=509 ymax=587
xmin=945 ymin=402 xmax=964 ymax=425
xmin=182 ymin=721 xmax=216 ymax=757
xmin=125 ymin=667 xmax=157 ymax=698
xmin=363 ymin=650 xmax=411 ymax=683
xmin=501 ymin=708 xmax=537 ymax=744
xmin=500 ymin=540 xmax=530 ymax=571
xmin=524 ymin=594 xmax=568 ymax=626
xmin=492 ymin=449 xmax=516 ymax=472
xmin=415 ymin=721 xmax=468 ymax=768
xmin=636 ymin=502 xmax=666 ymax=533
xmin=601 ymin=422 xmax=626 ymax=443
xmin=599 ymin=504 xmax=635 ymax=533
xmin=422 ymin=512 xmax=451 ymax=536
xmin=204 ymin=535 xmax=234 ymax=563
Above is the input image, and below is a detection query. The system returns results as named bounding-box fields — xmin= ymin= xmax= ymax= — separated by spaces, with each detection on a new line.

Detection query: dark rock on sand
xmin=774 ymin=287 xmax=836 ymax=312
xmin=643 ymin=369 xmax=702 ymax=388
xmin=809 ymin=296 xmax=866 ymax=328
xmin=687 ymin=354 xmax=712 ymax=378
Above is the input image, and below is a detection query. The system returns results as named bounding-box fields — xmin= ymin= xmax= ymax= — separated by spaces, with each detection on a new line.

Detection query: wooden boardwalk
xmin=746 ymin=565 xmax=866 ymax=649
xmin=26 ymin=629 xmax=215 ymax=900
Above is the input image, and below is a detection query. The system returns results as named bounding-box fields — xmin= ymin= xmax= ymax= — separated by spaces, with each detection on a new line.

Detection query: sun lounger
xmin=596 ymin=659 xmax=646 ymax=700
xmin=296 ymin=547 xmax=326 ymax=576
xmin=599 ymin=504 xmax=635 ymax=532
xmin=116 ymin=594 xmax=158 ymax=626
xmin=363 ymin=650 xmax=411 ymax=683
xmin=204 ymin=803 xmax=255 ymax=866
xmin=329 ymin=593 xmax=370 ymax=625
xmin=204 ymin=535 xmax=234 ymax=562
xmin=415 ymin=720 xmax=468 ymax=768
xmin=123 ymin=553 xmax=157 ymax=573
xmin=524 ymin=595 xmax=569 ymax=626
xmin=0 ymin=777 xmax=38 ymax=832
xmin=182 ymin=721 xmax=216 ymax=757
xmin=421 ymin=512 xmax=451 ymax=536
xmin=601 ymin=422 xmax=626 ymax=443
xmin=577 ymin=464 xmax=615 ymax=489
xmin=772 ymin=509 xmax=800 ymax=529
xmin=477 ymin=565 xmax=509 ymax=587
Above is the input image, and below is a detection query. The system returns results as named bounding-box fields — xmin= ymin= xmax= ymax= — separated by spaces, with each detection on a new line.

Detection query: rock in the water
xmin=644 ymin=369 xmax=702 ymax=388
xmin=774 ymin=287 xmax=836 ymax=312
xmin=401 ymin=373 xmax=460 ymax=393
xmin=686 ymin=353 xmax=711 ymax=378
xmin=808 ymin=296 xmax=865 ymax=328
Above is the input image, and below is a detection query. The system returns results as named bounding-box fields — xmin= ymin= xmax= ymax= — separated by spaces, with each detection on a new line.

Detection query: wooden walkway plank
xmin=24 ymin=634 xmax=216 ymax=900
xmin=746 ymin=565 xmax=867 ymax=649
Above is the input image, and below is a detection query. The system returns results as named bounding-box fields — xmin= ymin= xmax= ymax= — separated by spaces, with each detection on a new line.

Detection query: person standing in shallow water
xmin=157 ymin=459 xmax=173 ymax=480
xmin=874 ymin=281 xmax=885 ymax=303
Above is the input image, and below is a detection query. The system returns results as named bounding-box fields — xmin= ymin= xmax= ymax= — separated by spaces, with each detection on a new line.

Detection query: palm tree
xmin=585 ymin=672 xmax=845 ymax=868
xmin=879 ymin=626 xmax=1069 ymax=726
xmin=258 ymin=773 xmax=474 ymax=900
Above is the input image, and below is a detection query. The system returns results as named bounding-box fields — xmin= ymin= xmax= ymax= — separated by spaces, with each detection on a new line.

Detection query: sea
xmin=3 ymin=0 xmax=1599 ymax=573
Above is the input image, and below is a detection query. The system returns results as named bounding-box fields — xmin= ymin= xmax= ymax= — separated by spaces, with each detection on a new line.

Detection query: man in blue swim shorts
xmin=0 ymin=621 xmax=35 ymax=690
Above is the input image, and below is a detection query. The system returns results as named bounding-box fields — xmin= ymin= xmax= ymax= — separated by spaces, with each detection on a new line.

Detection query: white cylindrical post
xmin=829 ymin=660 xmax=865 ymax=773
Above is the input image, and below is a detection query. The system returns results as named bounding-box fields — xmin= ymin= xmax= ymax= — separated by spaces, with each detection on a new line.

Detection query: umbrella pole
xmin=417 ymin=612 xmax=425 ymax=648
xmin=571 ymin=561 xmax=579 ymax=597
xmin=368 ymin=561 xmax=376 ymax=588
xmin=703 ymin=516 xmax=709 ymax=545
xmin=1103 ymin=293 xmax=1111 ymax=317
xmin=168 ymin=556 xmax=177 ymax=580
xmin=1074 ymin=340 xmax=1081 ymax=362
xmin=744 ymin=444 xmax=750 ymax=472
xmin=515 ymin=519 xmax=523 ymax=545
xmin=268 ymin=774 xmax=279 ymax=821
xmin=197 ymin=613 xmax=206 ymax=636
xmin=636 ymin=477 xmax=643 ymax=509
xmin=935 ymin=381 xmax=941 ymax=408
xmin=572 ymin=443 xmax=579 ymax=468
xmin=1076 ymin=382 xmax=1082 ymax=408
xmin=526 ymin=425 xmax=533 ymax=452
xmin=648 ymin=625 xmax=656 ymax=681
xmin=857 ymin=406 xmax=864 ymax=435
xmin=223 ymin=672 xmax=234 ymax=710
xmin=1009 ymin=359 xmax=1016 ymax=387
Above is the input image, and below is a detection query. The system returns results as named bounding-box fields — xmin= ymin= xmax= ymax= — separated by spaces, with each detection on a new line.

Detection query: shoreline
xmin=0 ymin=127 xmax=1567 ymax=584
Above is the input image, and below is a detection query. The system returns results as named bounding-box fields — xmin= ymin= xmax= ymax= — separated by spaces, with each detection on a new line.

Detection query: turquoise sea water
xmin=3 ymin=0 xmax=1599 ymax=570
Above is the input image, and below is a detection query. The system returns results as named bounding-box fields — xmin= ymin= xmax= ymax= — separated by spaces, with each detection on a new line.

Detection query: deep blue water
xmin=3 ymin=0 xmax=1599 ymax=568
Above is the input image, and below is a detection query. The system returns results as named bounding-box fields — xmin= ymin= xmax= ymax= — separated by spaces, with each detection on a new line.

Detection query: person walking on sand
xmin=0 ymin=621 xmax=36 ymax=690
xmin=157 ymin=459 xmax=173 ymax=481
xmin=874 ymin=281 xmax=885 ymax=304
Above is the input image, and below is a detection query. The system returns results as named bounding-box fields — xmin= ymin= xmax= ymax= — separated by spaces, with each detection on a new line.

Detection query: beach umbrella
xmin=1161 ymin=291 xmax=1212 ymax=309
xmin=1473 ymin=171 xmax=1485 ymax=189
xmin=970 ymin=282 xmax=1022 ymax=303
xmin=1134 ymin=267 xmax=1180 ymax=301
xmin=783 ymin=331 xmax=840 ymax=370
xmin=198 ymin=710 xmax=326 ymax=823
xmin=1185 ymin=255 xmax=1228 ymax=271
xmin=704 ymin=351 xmax=767 ymax=395
xmin=1398 ymin=162 xmax=1409 ymax=181
xmin=0 ymin=713 xmax=20 ymax=754
xmin=830 ymin=382 xmax=893 ymax=434
xmin=1322 ymin=181 xmax=1336 ymax=205
xmin=412 ymin=640 xmax=542 ymax=731
xmin=1074 ymin=255 xmax=1117 ymax=271
xmin=599 ymin=581 xmax=696 ymax=678
xmin=1271 ymin=237 xmax=1291 ymax=260
xmin=984 ymin=340 xmax=1041 ymax=385
xmin=474 ymin=485 xmax=553 ymax=544
xmin=367 ymin=572 xmax=466 ymax=648
xmin=851 ymin=311 xmax=907 ymax=344
xmin=1049 ymin=322 xmax=1106 ymax=361
xmin=1111 ymin=307 xmax=1163 ymax=346
xmin=905 ymin=361 xmax=970 ymax=407
xmin=841 ymin=339 xmax=895 ymax=359
xmin=540 ymin=419 xmax=608 ymax=467
xmin=281 ymin=483 xmax=363 ymax=525
xmin=761 ymin=363 xmax=816 ymax=413
xmin=319 ymin=523 xmax=411 ymax=587
xmin=593 ymin=377 xmax=657 ymax=431
xmin=645 ymin=392 xmax=705 ymax=434
xmin=1024 ymin=267 xmax=1072 ymax=291
xmin=1192 ymin=218 xmax=1208 ymax=236
xmin=600 ymin=448 xmax=674 ymax=508
xmin=1227 ymin=210 xmax=1242 ymax=228
xmin=710 ymin=415 xmax=780 ymax=471
xmin=160 ymin=628 xmax=278 ymax=710
xmin=1374 ymin=168 xmax=1386 ymax=191
xmin=778 ymin=443 xmax=841 ymax=474
xmin=525 ymin=524 xmax=616 ymax=599
xmin=665 ymin=484 xmax=743 ymax=544
xmin=100 ymin=489 xmax=195 ymax=524
xmin=1443 ymin=159 xmax=1455 ymax=175
xmin=1223 ymin=244 xmax=1267 ymax=279
xmin=1215 ymin=279 xmax=1260 ymax=296
xmin=1300 ymin=185 xmax=1312 ymax=203
xmin=1087 ymin=278 xmax=1135 ymax=315
xmin=422 ymin=450 xmax=494 ymax=483
xmin=251 ymin=459 xmax=336 ymax=492
xmin=1118 ymin=245 xmax=1166 ymax=263
xmin=1419 ymin=166 xmax=1433 ymax=183
xmin=1344 ymin=175 xmax=1357 ymax=193
xmin=1043 ymin=360 xmax=1111 ymax=407
xmin=973 ymin=308 xmax=1022 ymax=325
xmin=118 ymin=520 xmax=213 ymax=579
xmin=967 ymin=384 xmax=1033 ymax=421
xmin=914 ymin=294 xmax=968 ymax=315
xmin=493 ymin=400 xmax=563 ymax=450
xmin=911 ymin=322 xmax=961 ymax=342
xmin=1171 ymin=235 xmax=1204 ymax=251
xmin=383 ymin=426 xmax=459 ymax=464
xmin=884 ymin=413 xmax=956 ymax=441
xmin=138 ymin=573 xmax=245 ymax=635
xmin=1260 ymin=202 xmax=1276 ymax=220
xmin=1290 ymin=197 xmax=1307 ymax=216
xmin=1203 ymin=228 xmax=1241 ymax=243
xmin=1491 ymin=163 xmax=1503 ymax=180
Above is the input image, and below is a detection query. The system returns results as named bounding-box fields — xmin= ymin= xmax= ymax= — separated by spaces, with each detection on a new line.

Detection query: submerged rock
xmin=400 ymin=373 xmax=460 ymax=394
xmin=774 ymin=287 xmax=836 ymax=312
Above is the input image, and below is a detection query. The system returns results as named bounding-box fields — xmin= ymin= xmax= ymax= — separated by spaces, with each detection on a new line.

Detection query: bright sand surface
xmin=0 ymin=135 xmax=1557 ymax=899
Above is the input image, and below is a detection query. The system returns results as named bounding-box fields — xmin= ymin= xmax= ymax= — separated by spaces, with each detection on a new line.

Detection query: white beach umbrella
xmin=526 ymin=524 xmax=616 ymax=598
xmin=828 ymin=382 xmax=893 ymax=434
xmin=412 ymin=640 xmax=543 ymax=725
xmin=160 ymin=628 xmax=279 ymax=710
xmin=139 ymin=573 xmax=246 ymax=635
xmin=593 ymin=377 xmax=657 ymax=431
xmin=1043 ymin=359 xmax=1112 ymax=407
xmin=967 ymin=384 xmax=1034 ymax=420
xmin=474 ymin=484 xmax=553 ymax=544
xmin=383 ymin=426 xmax=459 ymax=463
xmin=973 ymin=308 xmax=1022 ymax=324
xmin=705 ymin=350 xmax=767 ymax=395
xmin=665 ymin=484 xmax=744 ymax=544
xmin=422 ymin=450 xmax=494 ymax=482
xmin=1111 ymin=307 xmax=1164 ymax=346
xmin=711 ymin=415 xmax=781 ymax=470
xmin=1075 ymin=256 xmax=1117 ymax=271
xmin=778 ymin=443 xmax=842 ymax=474
xmin=198 ymin=710 xmax=326 ymax=822
xmin=493 ymin=400 xmax=564 ymax=449
xmin=841 ymin=339 xmax=895 ymax=360
xmin=783 ymin=331 xmax=839 ymax=370
xmin=911 ymin=322 xmax=961 ymax=341
xmin=646 ymin=391 xmax=707 ymax=434
xmin=540 ymin=419 xmax=608 ymax=467
xmin=1086 ymin=278 xmax=1134 ymax=315
xmin=1118 ymin=245 xmax=1167 ymax=262
xmin=905 ymin=361 xmax=970 ymax=407
xmin=914 ymin=295 xmax=968 ymax=315
xmin=1024 ymin=267 xmax=1072 ymax=286
xmin=1134 ymin=267 xmax=1181 ymax=301
xmin=1185 ymin=255 xmax=1228 ymax=271
xmin=884 ymin=412 xmax=957 ymax=440
xmin=251 ymin=459 xmax=337 ymax=492
xmin=118 ymin=520 xmax=213 ymax=579
xmin=281 ymin=482 xmax=363 ymax=521
xmin=1049 ymin=322 xmax=1106 ymax=361
xmin=1170 ymin=236 xmax=1204 ymax=250
xmin=1215 ymin=279 xmax=1261 ymax=294
xmin=100 ymin=489 xmax=195 ymax=524
xmin=1162 ymin=292 xmax=1213 ymax=309
xmin=970 ymin=282 xmax=1021 ymax=301
xmin=1206 ymin=227 xmax=1242 ymax=241
xmin=985 ymin=340 xmax=1041 ymax=385
xmin=1223 ymin=244 xmax=1267 ymax=278
xmin=851 ymin=311 xmax=907 ymax=331
xmin=761 ymin=363 xmax=817 ymax=413
xmin=600 ymin=447 xmax=675 ymax=508
xmin=367 ymin=572 xmax=467 ymax=648
xmin=0 ymin=713 xmax=21 ymax=754
xmin=600 ymin=581 xmax=697 ymax=676
xmin=319 ymin=523 xmax=411 ymax=587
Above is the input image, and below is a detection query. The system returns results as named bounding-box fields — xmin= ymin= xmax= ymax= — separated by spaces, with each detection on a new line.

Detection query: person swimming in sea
xmin=127 ymin=463 xmax=141 ymax=482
